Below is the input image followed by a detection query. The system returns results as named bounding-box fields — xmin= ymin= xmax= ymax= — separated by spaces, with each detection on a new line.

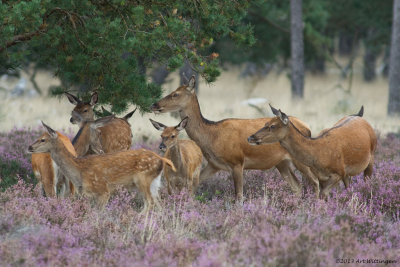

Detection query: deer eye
xmin=171 ymin=135 xmax=175 ymax=139
xmin=270 ymin=125 xmax=276 ymax=129
xmin=172 ymin=93 xmax=179 ymax=97
xmin=84 ymin=109 xmax=88 ymax=113
xmin=41 ymin=139 xmax=45 ymax=142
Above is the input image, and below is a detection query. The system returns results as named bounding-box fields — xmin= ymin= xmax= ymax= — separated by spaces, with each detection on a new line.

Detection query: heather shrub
xmin=0 ymin=127 xmax=74 ymax=190
xmin=0 ymin=129 xmax=399 ymax=266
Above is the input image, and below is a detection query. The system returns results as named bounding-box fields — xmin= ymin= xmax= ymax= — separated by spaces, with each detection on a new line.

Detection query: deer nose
xmin=247 ymin=136 xmax=254 ymax=143
xmin=28 ymin=146 xmax=33 ymax=152
xmin=70 ymin=117 xmax=74 ymax=123
xmin=150 ymin=103 xmax=159 ymax=110
xmin=159 ymin=143 xmax=166 ymax=150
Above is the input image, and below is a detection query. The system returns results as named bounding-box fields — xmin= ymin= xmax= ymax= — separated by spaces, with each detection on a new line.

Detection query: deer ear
xmin=278 ymin=110 xmax=289 ymax=125
xmin=90 ymin=92 xmax=98 ymax=106
xmin=101 ymin=106 xmax=113 ymax=116
xmin=188 ymin=75 xmax=196 ymax=93
xmin=123 ymin=108 xmax=137 ymax=121
xmin=149 ymin=119 xmax=167 ymax=131
xmin=269 ymin=104 xmax=280 ymax=116
xmin=176 ymin=116 xmax=189 ymax=131
xmin=90 ymin=115 xmax=115 ymax=129
xmin=65 ymin=92 xmax=80 ymax=105
xmin=41 ymin=121 xmax=58 ymax=139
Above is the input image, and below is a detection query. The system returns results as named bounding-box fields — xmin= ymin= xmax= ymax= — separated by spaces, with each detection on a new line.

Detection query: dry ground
xmin=0 ymin=63 xmax=399 ymax=143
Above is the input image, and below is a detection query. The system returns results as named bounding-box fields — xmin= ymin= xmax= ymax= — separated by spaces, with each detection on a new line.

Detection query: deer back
xmin=98 ymin=118 xmax=132 ymax=153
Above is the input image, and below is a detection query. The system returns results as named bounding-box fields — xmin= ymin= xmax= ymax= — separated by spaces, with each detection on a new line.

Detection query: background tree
xmin=290 ymin=0 xmax=304 ymax=98
xmin=388 ymin=0 xmax=400 ymax=115
xmin=0 ymin=0 xmax=254 ymax=113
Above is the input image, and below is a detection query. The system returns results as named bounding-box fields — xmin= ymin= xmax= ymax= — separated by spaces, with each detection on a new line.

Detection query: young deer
xmin=150 ymin=117 xmax=203 ymax=195
xmin=28 ymin=122 xmax=176 ymax=211
xmin=248 ymin=105 xmax=377 ymax=198
xmin=150 ymin=76 xmax=318 ymax=201
xmin=31 ymin=132 xmax=77 ymax=197
xmin=65 ymin=92 xmax=134 ymax=155
xmin=72 ymin=114 xmax=117 ymax=156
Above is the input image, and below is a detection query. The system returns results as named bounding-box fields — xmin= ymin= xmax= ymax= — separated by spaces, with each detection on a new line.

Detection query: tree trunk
xmin=388 ymin=0 xmax=400 ymax=115
xmin=179 ymin=60 xmax=199 ymax=93
xmin=338 ymin=32 xmax=354 ymax=56
xmin=363 ymin=45 xmax=377 ymax=81
xmin=151 ymin=64 xmax=169 ymax=85
xmin=290 ymin=0 xmax=304 ymax=99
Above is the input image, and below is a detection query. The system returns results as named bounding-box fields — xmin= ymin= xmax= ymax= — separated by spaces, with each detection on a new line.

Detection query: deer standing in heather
xmin=31 ymin=132 xmax=77 ymax=197
xmin=150 ymin=117 xmax=203 ymax=195
xmin=65 ymin=92 xmax=134 ymax=155
xmin=31 ymin=93 xmax=135 ymax=198
xmin=248 ymin=105 xmax=377 ymax=198
xmin=28 ymin=122 xmax=176 ymax=211
xmin=151 ymin=76 xmax=318 ymax=201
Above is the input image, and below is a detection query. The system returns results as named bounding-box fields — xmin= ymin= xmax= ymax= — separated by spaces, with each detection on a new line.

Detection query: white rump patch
xmin=150 ymin=174 xmax=162 ymax=199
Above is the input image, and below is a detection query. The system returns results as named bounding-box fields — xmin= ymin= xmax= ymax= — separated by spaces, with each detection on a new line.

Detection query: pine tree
xmin=0 ymin=0 xmax=253 ymax=113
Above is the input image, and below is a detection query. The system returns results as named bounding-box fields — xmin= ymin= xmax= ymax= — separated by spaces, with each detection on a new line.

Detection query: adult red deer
xmin=28 ymin=122 xmax=176 ymax=211
xmin=247 ymin=105 xmax=377 ymax=198
xmin=65 ymin=92 xmax=134 ymax=155
xmin=150 ymin=76 xmax=317 ymax=201
xmin=150 ymin=117 xmax=203 ymax=195
xmin=31 ymin=132 xmax=77 ymax=197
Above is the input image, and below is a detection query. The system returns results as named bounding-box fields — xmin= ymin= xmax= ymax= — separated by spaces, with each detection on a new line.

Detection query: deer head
xmin=28 ymin=122 xmax=59 ymax=153
xmin=72 ymin=111 xmax=115 ymax=155
xmin=150 ymin=76 xmax=196 ymax=113
xmin=248 ymin=105 xmax=290 ymax=145
xmin=65 ymin=92 xmax=98 ymax=126
xmin=149 ymin=117 xmax=189 ymax=151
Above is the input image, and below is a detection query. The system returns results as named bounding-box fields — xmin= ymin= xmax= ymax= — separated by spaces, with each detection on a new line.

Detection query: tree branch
xmin=0 ymin=28 xmax=46 ymax=53
xmin=248 ymin=10 xmax=290 ymax=34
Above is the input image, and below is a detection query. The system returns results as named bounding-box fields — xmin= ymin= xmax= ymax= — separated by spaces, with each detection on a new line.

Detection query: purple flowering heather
xmin=0 ymin=129 xmax=399 ymax=266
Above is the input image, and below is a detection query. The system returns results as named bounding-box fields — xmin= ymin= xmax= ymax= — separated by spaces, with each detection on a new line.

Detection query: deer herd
xmin=28 ymin=76 xmax=377 ymax=212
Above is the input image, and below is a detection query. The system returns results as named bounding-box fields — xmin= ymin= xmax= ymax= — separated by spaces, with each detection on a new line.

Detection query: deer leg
xmin=43 ymin=178 xmax=55 ymax=197
xmin=193 ymin=166 xmax=201 ymax=192
xmin=320 ymin=174 xmax=342 ymax=199
xmin=364 ymin=158 xmax=374 ymax=180
xmin=291 ymin=159 xmax=320 ymax=197
xmin=139 ymin=182 xmax=154 ymax=213
xmin=276 ymin=160 xmax=301 ymax=196
xmin=186 ymin=173 xmax=194 ymax=195
xmin=342 ymin=176 xmax=350 ymax=189
xmin=56 ymin=172 xmax=66 ymax=198
xmin=231 ymin=164 xmax=244 ymax=203
xmin=164 ymin=170 xmax=172 ymax=195
xmin=199 ymin=163 xmax=219 ymax=181
xmin=97 ymin=192 xmax=110 ymax=210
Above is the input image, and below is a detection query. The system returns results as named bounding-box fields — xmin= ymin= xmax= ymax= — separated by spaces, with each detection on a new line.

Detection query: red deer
xmin=28 ymin=122 xmax=176 ymax=211
xmin=31 ymin=132 xmax=77 ymax=197
xmin=150 ymin=117 xmax=203 ymax=195
xmin=247 ymin=105 xmax=377 ymax=198
xmin=150 ymin=76 xmax=318 ymax=201
xmin=65 ymin=92 xmax=134 ymax=155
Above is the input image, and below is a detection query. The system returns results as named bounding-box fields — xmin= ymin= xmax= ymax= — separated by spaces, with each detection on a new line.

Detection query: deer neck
xmin=72 ymin=123 xmax=90 ymax=156
xmin=178 ymin=95 xmax=214 ymax=143
xmin=167 ymin=143 xmax=183 ymax=171
xmin=279 ymin=122 xmax=321 ymax=168
xmin=50 ymin=140 xmax=82 ymax=187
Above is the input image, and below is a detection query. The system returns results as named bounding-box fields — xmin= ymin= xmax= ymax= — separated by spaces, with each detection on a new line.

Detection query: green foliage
xmin=0 ymin=159 xmax=35 ymax=191
xmin=1 ymin=0 xmax=252 ymax=112
xmin=214 ymin=0 xmax=392 ymax=72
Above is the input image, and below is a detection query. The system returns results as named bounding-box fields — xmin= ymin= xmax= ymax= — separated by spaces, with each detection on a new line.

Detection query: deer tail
xmin=153 ymin=153 xmax=177 ymax=172
xmin=161 ymin=157 xmax=176 ymax=172
xmin=352 ymin=105 xmax=364 ymax=117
